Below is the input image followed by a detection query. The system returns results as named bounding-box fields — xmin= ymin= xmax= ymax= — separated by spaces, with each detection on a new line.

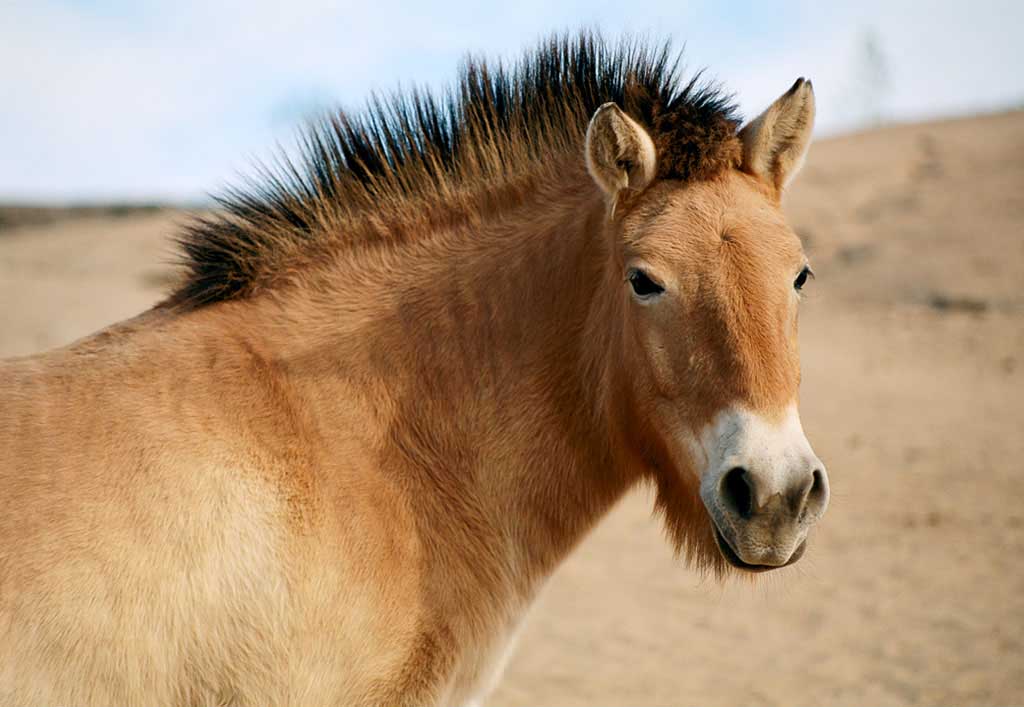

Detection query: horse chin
xmin=712 ymin=525 xmax=806 ymax=573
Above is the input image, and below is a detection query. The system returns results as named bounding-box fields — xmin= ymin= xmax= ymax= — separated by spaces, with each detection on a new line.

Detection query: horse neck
xmin=445 ymin=170 xmax=639 ymax=588
xmin=247 ymin=160 xmax=639 ymax=600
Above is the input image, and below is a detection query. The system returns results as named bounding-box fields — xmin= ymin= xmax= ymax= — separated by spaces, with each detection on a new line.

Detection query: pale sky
xmin=1 ymin=0 xmax=1021 ymax=202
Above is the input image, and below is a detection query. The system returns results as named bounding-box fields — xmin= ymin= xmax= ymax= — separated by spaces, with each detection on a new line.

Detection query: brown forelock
xmin=613 ymin=170 xmax=805 ymax=575
xmin=166 ymin=32 xmax=741 ymax=309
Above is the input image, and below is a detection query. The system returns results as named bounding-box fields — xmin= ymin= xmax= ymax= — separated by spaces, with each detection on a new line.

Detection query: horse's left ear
xmin=739 ymin=78 xmax=816 ymax=192
xmin=585 ymin=102 xmax=657 ymax=201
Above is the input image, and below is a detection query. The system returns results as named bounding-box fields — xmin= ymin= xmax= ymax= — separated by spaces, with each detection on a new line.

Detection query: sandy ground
xmin=1 ymin=111 xmax=1022 ymax=705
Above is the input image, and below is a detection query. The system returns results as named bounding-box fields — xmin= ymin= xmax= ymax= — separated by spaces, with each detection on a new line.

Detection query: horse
xmin=0 ymin=34 xmax=829 ymax=706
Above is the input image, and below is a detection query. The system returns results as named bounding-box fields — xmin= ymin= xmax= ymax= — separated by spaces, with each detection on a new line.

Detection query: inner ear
xmin=585 ymin=103 xmax=657 ymax=201
xmin=739 ymin=78 xmax=816 ymax=192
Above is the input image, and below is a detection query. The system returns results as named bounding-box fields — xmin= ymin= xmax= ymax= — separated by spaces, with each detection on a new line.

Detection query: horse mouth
xmin=712 ymin=526 xmax=806 ymax=573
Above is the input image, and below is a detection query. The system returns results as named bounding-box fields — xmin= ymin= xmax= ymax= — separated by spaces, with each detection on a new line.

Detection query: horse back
xmin=0 ymin=319 xmax=301 ymax=704
xmin=0 ymin=311 xmax=436 ymax=705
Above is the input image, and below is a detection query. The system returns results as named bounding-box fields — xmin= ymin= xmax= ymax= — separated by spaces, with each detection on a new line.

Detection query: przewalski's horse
xmin=0 ymin=35 xmax=828 ymax=706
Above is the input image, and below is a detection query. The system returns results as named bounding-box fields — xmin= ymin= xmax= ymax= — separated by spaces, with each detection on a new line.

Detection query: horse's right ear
xmin=585 ymin=103 xmax=657 ymax=202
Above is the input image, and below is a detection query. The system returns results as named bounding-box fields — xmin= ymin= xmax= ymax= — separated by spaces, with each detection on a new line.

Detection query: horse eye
xmin=794 ymin=266 xmax=813 ymax=291
xmin=628 ymin=269 xmax=664 ymax=298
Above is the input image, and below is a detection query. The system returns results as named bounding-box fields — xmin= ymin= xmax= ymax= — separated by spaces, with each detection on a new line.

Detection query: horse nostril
xmin=797 ymin=469 xmax=827 ymax=522
xmin=808 ymin=468 xmax=827 ymax=514
xmin=721 ymin=467 xmax=754 ymax=519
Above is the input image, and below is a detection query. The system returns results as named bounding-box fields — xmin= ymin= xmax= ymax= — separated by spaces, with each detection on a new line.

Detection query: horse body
xmin=0 ymin=165 xmax=620 ymax=705
xmin=0 ymin=36 xmax=829 ymax=705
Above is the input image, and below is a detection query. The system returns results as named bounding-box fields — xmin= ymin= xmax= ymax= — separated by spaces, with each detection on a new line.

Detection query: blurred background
xmin=1 ymin=1 xmax=1022 ymax=705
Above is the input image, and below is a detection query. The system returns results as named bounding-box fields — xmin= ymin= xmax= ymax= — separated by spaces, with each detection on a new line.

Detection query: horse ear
xmin=739 ymin=78 xmax=815 ymax=192
xmin=585 ymin=102 xmax=657 ymax=200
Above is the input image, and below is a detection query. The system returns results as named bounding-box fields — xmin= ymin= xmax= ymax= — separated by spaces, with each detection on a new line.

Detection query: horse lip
xmin=712 ymin=524 xmax=807 ymax=572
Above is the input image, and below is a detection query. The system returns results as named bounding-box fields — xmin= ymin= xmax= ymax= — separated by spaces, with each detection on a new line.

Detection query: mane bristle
xmin=169 ymin=31 xmax=742 ymax=309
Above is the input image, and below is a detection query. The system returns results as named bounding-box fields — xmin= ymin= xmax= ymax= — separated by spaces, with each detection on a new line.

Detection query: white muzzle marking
xmin=691 ymin=404 xmax=829 ymax=568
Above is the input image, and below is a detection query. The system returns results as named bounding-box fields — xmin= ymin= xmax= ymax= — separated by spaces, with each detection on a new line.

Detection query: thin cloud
xmin=0 ymin=0 xmax=1019 ymax=201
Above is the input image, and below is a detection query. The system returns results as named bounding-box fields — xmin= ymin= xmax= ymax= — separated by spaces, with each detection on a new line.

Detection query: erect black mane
xmin=170 ymin=31 xmax=741 ymax=308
